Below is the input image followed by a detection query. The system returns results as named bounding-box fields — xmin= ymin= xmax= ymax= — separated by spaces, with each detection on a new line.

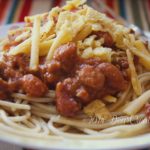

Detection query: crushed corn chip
xmin=74 ymin=23 xmax=92 ymax=41
xmin=56 ymin=11 xmax=85 ymax=38
xmin=83 ymin=35 xmax=96 ymax=47
xmin=63 ymin=0 xmax=86 ymax=10
xmin=103 ymin=95 xmax=117 ymax=103
xmin=84 ymin=100 xmax=112 ymax=120
xmin=93 ymin=47 xmax=112 ymax=62
xmin=81 ymin=47 xmax=93 ymax=59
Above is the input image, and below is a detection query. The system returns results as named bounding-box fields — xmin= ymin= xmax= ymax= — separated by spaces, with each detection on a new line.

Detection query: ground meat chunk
xmin=79 ymin=57 xmax=102 ymax=67
xmin=94 ymin=31 xmax=114 ymax=47
xmin=78 ymin=65 xmax=105 ymax=90
xmin=46 ymin=60 xmax=61 ymax=73
xmin=76 ymin=86 xmax=90 ymax=104
xmin=56 ymin=82 xmax=81 ymax=117
xmin=0 ymin=78 xmax=21 ymax=99
xmin=0 ymin=91 xmax=8 ymax=100
xmin=0 ymin=54 xmax=31 ymax=99
xmin=55 ymin=60 xmax=128 ymax=117
xmin=22 ymin=74 xmax=48 ymax=97
xmin=53 ymin=42 xmax=77 ymax=72
xmin=40 ymin=60 xmax=64 ymax=85
xmin=112 ymin=57 xmax=129 ymax=70
xmin=62 ymin=78 xmax=91 ymax=104
xmin=62 ymin=78 xmax=80 ymax=94
xmin=0 ymin=79 xmax=10 ymax=92
xmin=3 ymin=54 xmax=29 ymax=73
xmin=118 ymin=58 xmax=129 ymax=70
xmin=98 ymin=63 xmax=128 ymax=91
xmin=5 ymin=68 xmax=21 ymax=79
xmin=39 ymin=42 xmax=77 ymax=85
xmin=0 ymin=41 xmax=129 ymax=117
xmin=0 ymin=62 xmax=22 ymax=81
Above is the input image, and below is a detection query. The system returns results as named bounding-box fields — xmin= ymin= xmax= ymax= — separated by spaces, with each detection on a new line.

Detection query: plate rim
xmin=0 ymin=131 xmax=150 ymax=150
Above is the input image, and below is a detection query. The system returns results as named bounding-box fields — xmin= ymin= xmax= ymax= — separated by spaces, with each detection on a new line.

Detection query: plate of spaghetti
xmin=0 ymin=0 xmax=150 ymax=149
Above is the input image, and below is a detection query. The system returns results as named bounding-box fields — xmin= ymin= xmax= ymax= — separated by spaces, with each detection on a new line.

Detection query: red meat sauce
xmin=0 ymin=41 xmax=129 ymax=117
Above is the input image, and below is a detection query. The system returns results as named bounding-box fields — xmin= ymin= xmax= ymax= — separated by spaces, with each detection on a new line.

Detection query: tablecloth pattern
xmin=0 ymin=0 xmax=150 ymax=31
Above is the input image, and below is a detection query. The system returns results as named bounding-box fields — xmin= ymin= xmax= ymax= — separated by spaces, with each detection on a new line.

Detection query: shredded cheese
xmin=46 ymin=21 xmax=73 ymax=62
xmin=134 ymin=40 xmax=150 ymax=55
xmin=40 ymin=19 xmax=54 ymax=41
xmin=81 ymin=47 xmax=93 ymax=59
xmin=93 ymin=47 xmax=112 ymax=62
xmin=74 ymin=23 xmax=92 ymax=41
xmin=39 ymin=39 xmax=54 ymax=56
xmin=130 ymin=47 xmax=150 ymax=70
xmin=15 ymin=31 xmax=30 ymax=42
xmin=29 ymin=16 xmax=41 ymax=70
xmin=134 ymin=40 xmax=150 ymax=70
xmin=9 ymin=17 xmax=54 ymax=56
xmin=9 ymin=38 xmax=31 ymax=55
xmin=126 ymin=49 xmax=142 ymax=96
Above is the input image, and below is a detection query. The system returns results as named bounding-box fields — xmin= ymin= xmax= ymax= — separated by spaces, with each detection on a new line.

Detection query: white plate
xmin=0 ymin=23 xmax=150 ymax=150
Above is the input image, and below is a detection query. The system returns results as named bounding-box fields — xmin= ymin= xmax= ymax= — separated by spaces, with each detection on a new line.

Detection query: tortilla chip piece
xmin=83 ymin=100 xmax=112 ymax=121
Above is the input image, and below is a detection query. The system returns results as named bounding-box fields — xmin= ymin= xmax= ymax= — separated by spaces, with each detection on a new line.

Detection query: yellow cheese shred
xmin=126 ymin=49 xmax=142 ymax=96
xmin=29 ymin=16 xmax=41 ymax=70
